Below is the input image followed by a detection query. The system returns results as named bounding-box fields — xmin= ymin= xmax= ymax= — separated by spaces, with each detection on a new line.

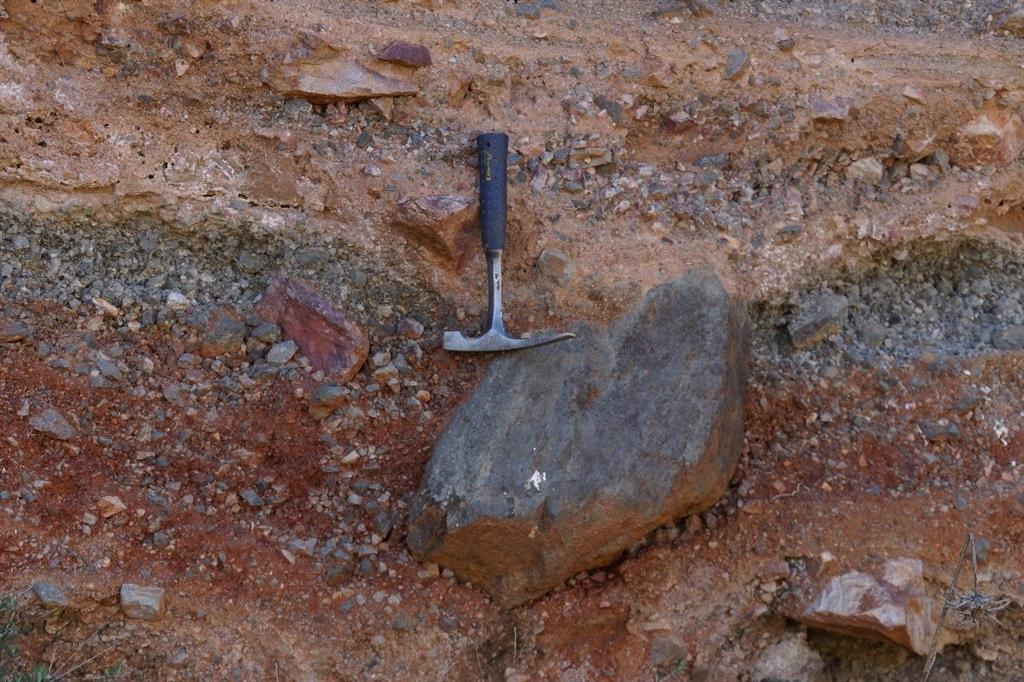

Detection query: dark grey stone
xmin=919 ymin=419 xmax=960 ymax=442
xmin=251 ymin=322 xmax=282 ymax=344
xmin=649 ymin=635 xmax=687 ymax=673
xmin=240 ymin=489 xmax=265 ymax=507
xmin=32 ymin=580 xmax=69 ymax=608
xmin=309 ymin=383 xmax=346 ymax=420
xmin=788 ymin=292 xmax=848 ymax=349
xmin=407 ymin=270 xmax=748 ymax=606
xmin=0 ymin=320 xmax=32 ymax=343
xmin=97 ymin=357 xmax=122 ymax=381
xmin=593 ymin=95 xmax=624 ymax=125
xmin=515 ymin=2 xmax=541 ymax=19
xmin=724 ymin=49 xmax=749 ymax=80
xmin=993 ymin=324 xmax=1024 ymax=350
xmin=29 ymin=408 xmax=77 ymax=441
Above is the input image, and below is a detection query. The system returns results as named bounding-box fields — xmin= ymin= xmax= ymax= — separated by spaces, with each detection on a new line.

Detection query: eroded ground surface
xmin=3 ymin=0 xmax=1024 ymax=679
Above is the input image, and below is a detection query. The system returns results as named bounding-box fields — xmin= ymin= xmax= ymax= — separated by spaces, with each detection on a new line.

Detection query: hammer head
xmin=443 ymin=328 xmax=575 ymax=353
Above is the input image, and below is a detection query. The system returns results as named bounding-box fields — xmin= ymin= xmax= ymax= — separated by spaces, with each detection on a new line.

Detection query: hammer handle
xmin=477 ymin=132 xmax=508 ymax=252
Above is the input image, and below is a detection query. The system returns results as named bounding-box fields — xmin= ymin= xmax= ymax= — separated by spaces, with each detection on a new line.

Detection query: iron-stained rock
xmin=272 ymin=46 xmax=418 ymax=104
xmin=953 ymin=107 xmax=1024 ymax=166
xmin=394 ymin=195 xmax=477 ymax=269
xmin=97 ymin=495 xmax=127 ymax=518
xmin=993 ymin=7 xmax=1024 ymax=36
xmin=256 ymin=271 xmax=368 ymax=384
xmin=377 ymin=40 xmax=432 ymax=67
xmin=407 ymin=270 xmax=749 ymax=606
xmin=794 ymin=558 xmax=931 ymax=655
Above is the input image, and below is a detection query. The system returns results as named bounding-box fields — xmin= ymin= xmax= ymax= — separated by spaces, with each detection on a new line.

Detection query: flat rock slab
xmin=408 ymin=270 xmax=749 ymax=606
xmin=377 ymin=40 xmax=432 ymax=67
xmin=256 ymin=271 xmax=368 ymax=384
xmin=272 ymin=45 xmax=418 ymax=104
xmin=794 ymin=558 xmax=932 ymax=655
xmin=0 ymin=320 xmax=32 ymax=342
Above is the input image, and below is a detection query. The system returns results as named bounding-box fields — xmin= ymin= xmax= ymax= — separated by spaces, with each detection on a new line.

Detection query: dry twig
xmin=921 ymin=534 xmax=1016 ymax=681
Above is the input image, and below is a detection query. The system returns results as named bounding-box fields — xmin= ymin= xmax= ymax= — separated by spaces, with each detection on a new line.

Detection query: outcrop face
xmin=408 ymin=270 xmax=749 ymax=606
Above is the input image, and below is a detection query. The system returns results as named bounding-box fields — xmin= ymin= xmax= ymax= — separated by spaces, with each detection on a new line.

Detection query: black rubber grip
xmin=477 ymin=132 xmax=508 ymax=251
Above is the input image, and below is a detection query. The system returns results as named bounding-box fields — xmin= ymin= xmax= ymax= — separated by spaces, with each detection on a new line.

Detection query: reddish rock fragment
xmin=378 ymin=40 xmax=432 ymax=68
xmin=393 ymin=195 xmax=478 ymax=269
xmin=255 ymin=272 xmax=368 ymax=384
xmin=642 ymin=57 xmax=673 ymax=88
xmin=953 ymin=107 xmax=1024 ymax=167
xmin=794 ymin=558 xmax=931 ymax=655
xmin=396 ymin=317 xmax=424 ymax=340
xmin=809 ymin=96 xmax=850 ymax=122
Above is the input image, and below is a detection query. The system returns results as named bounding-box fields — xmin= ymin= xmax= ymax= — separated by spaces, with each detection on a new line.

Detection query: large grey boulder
xmin=408 ymin=270 xmax=749 ymax=606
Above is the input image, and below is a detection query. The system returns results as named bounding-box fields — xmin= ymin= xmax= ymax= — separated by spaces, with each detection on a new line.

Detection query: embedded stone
xmin=408 ymin=270 xmax=749 ymax=606
xmin=255 ymin=271 xmax=368 ymax=384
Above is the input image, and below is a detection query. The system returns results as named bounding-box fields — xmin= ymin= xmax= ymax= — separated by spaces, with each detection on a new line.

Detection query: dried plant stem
xmin=921 ymin=533 xmax=972 ymax=682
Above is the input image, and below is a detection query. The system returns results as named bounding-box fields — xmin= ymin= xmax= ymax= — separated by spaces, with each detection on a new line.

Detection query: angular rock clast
xmin=309 ymin=384 xmax=347 ymax=420
xmin=198 ymin=306 xmax=246 ymax=358
xmin=97 ymin=495 xmax=127 ymax=518
xmin=788 ymin=291 xmax=848 ymax=349
xmin=272 ymin=46 xmax=418 ymax=104
xmin=794 ymin=558 xmax=932 ymax=655
xmin=256 ymin=271 xmax=369 ymax=384
xmin=120 ymin=583 xmax=165 ymax=621
xmin=954 ymin=107 xmax=1024 ymax=167
xmin=407 ymin=270 xmax=749 ymax=606
xmin=846 ymin=157 xmax=885 ymax=184
xmin=29 ymin=408 xmax=77 ymax=441
xmin=751 ymin=633 xmax=825 ymax=681
xmin=377 ymin=40 xmax=432 ymax=67
xmin=32 ymin=581 xmax=69 ymax=608
xmin=393 ymin=195 xmax=478 ymax=269
xmin=0 ymin=320 xmax=32 ymax=343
